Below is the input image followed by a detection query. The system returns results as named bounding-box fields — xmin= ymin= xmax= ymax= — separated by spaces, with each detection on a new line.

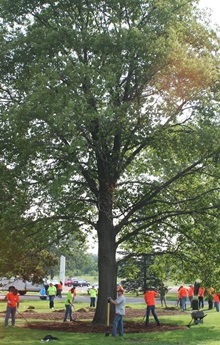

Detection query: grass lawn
xmin=0 ymin=295 xmax=220 ymax=345
xmin=0 ymin=289 xmax=218 ymax=345
xmin=1 ymin=311 xmax=220 ymax=345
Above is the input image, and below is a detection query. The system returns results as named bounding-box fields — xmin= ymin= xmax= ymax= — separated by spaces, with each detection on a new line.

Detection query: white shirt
xmin=115 ymin=294 xmax=126 ymax=315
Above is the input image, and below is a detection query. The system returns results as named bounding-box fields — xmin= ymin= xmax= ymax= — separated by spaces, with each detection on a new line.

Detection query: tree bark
xmin=93 ymin=187 xmax=118 ymax=324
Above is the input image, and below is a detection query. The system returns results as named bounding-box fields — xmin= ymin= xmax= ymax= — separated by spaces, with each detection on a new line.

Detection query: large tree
xmin=0 ymin=0 xmax=220 ymax=323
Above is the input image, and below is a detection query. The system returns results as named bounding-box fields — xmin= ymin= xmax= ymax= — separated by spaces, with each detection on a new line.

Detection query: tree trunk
xmin=92 ymin=189 xmax=118 ymax=324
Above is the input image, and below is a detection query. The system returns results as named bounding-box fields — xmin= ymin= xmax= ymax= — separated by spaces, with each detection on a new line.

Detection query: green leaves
xmin=1 ymin=0 xmax=220 ymax=323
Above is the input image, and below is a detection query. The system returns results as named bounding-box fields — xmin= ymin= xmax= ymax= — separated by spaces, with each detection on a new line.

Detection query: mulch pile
xmin=14 ymin=307 xmax=188 ymax=333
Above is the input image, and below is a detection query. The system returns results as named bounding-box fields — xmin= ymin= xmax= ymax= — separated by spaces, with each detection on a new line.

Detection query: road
xmin=0 ymin=285 xmax=184 ymax=307
xmin=0 ymin=285 xmax=178 ymax=306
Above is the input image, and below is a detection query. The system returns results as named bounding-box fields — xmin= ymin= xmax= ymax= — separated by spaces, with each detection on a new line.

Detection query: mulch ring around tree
xmin=16 ymin=307 xmax=188 ymax=333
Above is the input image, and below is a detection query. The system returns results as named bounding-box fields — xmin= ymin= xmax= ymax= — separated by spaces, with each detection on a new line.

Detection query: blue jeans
xmin=181 ymin=297 xmax=187 ymax=311
xmin=215 ymin=302 xmax=220 ymax=312
xmin=90 ymin=297 xmax=96 ymax=307
xmin=146 ymin=306 xmax=160 ymax=325
xmin=198 ymin=296 xmax=204 ymax=308
xmin=49 ymin=295 xmax=55 ymax=309
xmin=64 ymin=304 xmax=74 ymax=321
xmin=189 ymin=296 xmax=193 ymax=307
xmin=5 ymin=306 xmax=17 ymax=326
xmin=112 ymin=314 xmax=124 ymax=337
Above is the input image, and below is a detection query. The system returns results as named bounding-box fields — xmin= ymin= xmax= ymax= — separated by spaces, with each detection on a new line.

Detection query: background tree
xmin=118 ymin=254 xmax=161 ymax=294
xmin=0 ymin=0 xmax=220 ymax=324
xmin=0 ymin=162 xmax=59 ymax=280
xmin=51 ymin=237 xmax=98 ymax=277
xmin=156 ymin=216 xmax=220 ymax=291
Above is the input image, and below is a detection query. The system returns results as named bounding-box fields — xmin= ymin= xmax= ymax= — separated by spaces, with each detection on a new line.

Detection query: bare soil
xmin=14 ymin=307 xmax=187 ymax=333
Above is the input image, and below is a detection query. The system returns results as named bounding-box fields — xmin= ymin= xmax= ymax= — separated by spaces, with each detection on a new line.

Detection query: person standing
xmin=63 ymin=287 xmax=75 ymax=322
xmin=178 ymin=286 xmax=188 ymax=311
xmin=198 ymin=286 xmax=205 ymax=309
xmin=188 ymin=285 xmax=194 ymax=307
xmin=176 ymin=286 xmax=182 ymax=308
xmin=207 ymin=287 xmax=214 ymax=310
xmin=213 ymin=292 xmax=220 ymax=312
xmin=158 ymin=283 xmax=168 ymax=308
xmin=4 ymin=287 xmax=20 ymax=327
xmin=57 ymin=281 xmax=63 ymax=298
xmin=109 ymin=289 xmax=126 ymax=339
xmin=89 ymin=285 xmax=97 ymax=308
xmin=47 ymin=282 xmax=57 ymax=309
xmin=144 ymin=288 xmax=160 ymax=326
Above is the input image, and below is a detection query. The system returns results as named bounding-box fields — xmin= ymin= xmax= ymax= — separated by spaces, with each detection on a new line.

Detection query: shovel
xmin=105 ymin=300 xmax=111 ymax=336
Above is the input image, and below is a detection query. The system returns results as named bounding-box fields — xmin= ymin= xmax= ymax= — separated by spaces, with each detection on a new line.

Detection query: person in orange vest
xmin=57 ymin=281 xmax=63 ymax=298
xmin=4 ymin=287 xmax=20 ymax=327
xmin=144 ymin=288 xmax=160 ymax=326
xmin=178 ymin=286 xmax=188 ymax=311
xmin=198 ymin=286 xmax=205 ymax=308
xmin=188 ymin=285 xmax=194 ymax=307
xmin=213 ymin=292 xmax=220 ymax=312
xmin=176 ymin=286 xmax=182 ymax=308
xmin=207 ymin=287 xmax=214 ymax=310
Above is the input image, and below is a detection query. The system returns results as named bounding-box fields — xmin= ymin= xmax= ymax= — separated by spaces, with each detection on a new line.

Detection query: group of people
xmin=177 ymin=284 xmax=220 ymax=312
xmin=63 ymin=284 xmax=98 ymax=322
xmin=108 ymin=286 xmax=161 ymax=339
xmin=6 ymin=279 xmax=220 ymax=335
xmin=4 ymin=281 xmax=78 ymax=326
xmin=177 ymin=284 xmax=195 ymax=311
xmin=208 ymin=288 xmax=220 ymax=312
xmin=1 ymin=283 xmax=162 ymax=333
xmin=108 ymin=283 xmax=220 ymax=339
xmin=40 ymin=281 xmax=64 ymax=309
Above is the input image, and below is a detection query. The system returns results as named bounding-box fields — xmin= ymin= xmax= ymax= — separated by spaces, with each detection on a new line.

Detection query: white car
xmin=0 ymin=277 xmax=42 ymax=295
xmin=44 ymin=279 xmax=59 ymax=286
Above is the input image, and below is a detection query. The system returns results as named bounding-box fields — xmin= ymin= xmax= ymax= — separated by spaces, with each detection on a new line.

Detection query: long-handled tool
xmin=71 ymin=303 xmax=78 ymax=321
xmin=105 ymin=300 xmax=111 ymax=336
xmin=17 ymin=309 xmax=32 ymax=326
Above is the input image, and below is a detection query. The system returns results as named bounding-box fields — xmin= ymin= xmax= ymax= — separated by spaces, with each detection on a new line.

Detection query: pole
xmin=59 ymin=255 xmax=66 ymax=284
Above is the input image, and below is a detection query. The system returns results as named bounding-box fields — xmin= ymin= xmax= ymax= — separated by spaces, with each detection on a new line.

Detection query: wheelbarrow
xmin=187 ymin=310 xmax=207 ymax=327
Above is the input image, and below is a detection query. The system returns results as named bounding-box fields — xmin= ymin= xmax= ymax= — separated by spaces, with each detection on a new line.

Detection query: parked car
xmin=64 ymin=278 xmax=74 ymax=287
xmin=45 ymin=279 xmax=59 ymax=286
xmin=72 ymin=279 xmax=80 ymax=286
xmin=64 ymin=277 xmax=78 ymax=287
xmin=0 ymin=277 xmax=43 ymax=296
xmin=78 ymin=280 xmax=90 ymax=287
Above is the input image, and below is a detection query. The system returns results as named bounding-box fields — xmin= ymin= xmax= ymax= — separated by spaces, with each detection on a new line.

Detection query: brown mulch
xmin=14 ymin=307 xmax=188 ymax=333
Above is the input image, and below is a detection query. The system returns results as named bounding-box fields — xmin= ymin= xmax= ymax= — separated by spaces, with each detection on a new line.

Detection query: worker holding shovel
xmin=108 ymin=289 xmax=126 ymax=339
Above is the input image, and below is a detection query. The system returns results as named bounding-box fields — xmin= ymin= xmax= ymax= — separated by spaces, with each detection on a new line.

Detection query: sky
xmin=199 ymin=0 xmax=220 ymax=25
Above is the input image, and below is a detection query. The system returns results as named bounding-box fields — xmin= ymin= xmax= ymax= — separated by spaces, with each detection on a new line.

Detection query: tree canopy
xmin=0 ymin=0 xmax=220 ymax=323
